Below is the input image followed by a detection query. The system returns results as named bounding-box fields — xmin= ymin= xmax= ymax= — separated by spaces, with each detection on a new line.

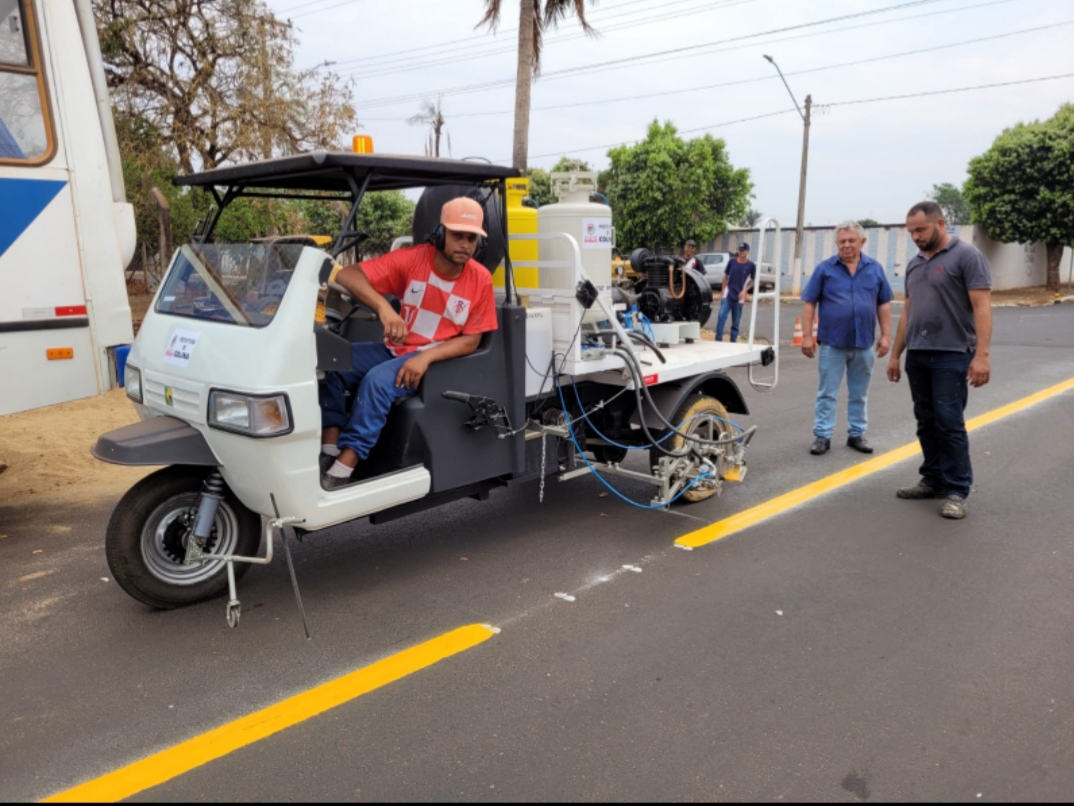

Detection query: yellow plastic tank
xmin=496 ymin=178 xmax=538 ymax=290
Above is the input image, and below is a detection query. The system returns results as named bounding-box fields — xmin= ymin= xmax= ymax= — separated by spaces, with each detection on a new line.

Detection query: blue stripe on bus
xmin=0 ymin=178 xmax=68 ymax=258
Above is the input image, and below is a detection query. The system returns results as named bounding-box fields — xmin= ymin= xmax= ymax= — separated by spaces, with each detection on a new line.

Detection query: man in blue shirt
xmin=715 ymin=242 xmax=756 ymax=342
xmin=801 ymin=221 xmax=894 ymax=455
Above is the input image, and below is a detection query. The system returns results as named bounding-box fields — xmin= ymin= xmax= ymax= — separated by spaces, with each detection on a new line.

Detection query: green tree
xmin=965 ymin=104 xmax=1074 ymax=292
xmin=928 ymin=182 xmax=970 ymax=225
xmin=355 ymin=191 xmax=416 ymax=258
xmin=601 ymin=120 xmax=752 ymax=251
xmin=479 ymin=1 xmax=596 ymax=169
xmin=525 ymin=167 xmax=557 ymax=206
xmin=550 ymin=157 xmax=592 ymax=173
xmin=97 ymin=0 xmax=356 ymax=172
xmin=857 ymin=218 xmax=880 ymax=228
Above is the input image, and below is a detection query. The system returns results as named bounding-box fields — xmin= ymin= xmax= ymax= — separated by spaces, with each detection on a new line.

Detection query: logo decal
xmin=163 ymin=329 xmax=201 ymax=367
xmin=0 ymin=179 xmax=67 ymax=259
xmin=164 ymin=387 xmax=174 ymax=406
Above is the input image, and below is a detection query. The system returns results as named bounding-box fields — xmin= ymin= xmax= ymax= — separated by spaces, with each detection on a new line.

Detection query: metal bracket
xmin=194 ymin=493 xmax=309 ymax=635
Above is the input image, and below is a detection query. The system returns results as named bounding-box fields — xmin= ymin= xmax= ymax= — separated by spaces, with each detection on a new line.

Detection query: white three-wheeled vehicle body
xmin=94 ymin=153 xmax=780 ymax=628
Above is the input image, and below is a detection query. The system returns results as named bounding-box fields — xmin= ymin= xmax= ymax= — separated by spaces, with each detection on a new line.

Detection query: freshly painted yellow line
xmin=43 ymin=624 xmax=496 ymax=803
xmin=676 ymin=376 xmax=1074 ymax=550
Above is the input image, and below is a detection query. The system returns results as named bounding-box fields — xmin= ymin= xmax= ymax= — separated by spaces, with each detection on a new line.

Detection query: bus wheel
xmin=105 ymin=466 xmax=261 ymax=609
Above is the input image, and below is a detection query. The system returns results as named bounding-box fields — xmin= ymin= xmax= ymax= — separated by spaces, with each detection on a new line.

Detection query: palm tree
xmin=741 ymin=207 xmax=763 ymax=227
xmin=408 ymin=96 xmax=450 ymax=158
xmin=480 ymin=0 xmax=596 ymax=170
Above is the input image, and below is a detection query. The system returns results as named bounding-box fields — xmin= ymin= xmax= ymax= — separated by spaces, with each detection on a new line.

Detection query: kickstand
xmin=280 ymin=524 xmax=311 ymax=640
xmin=271 ymin=495 xmax=311 ymax=640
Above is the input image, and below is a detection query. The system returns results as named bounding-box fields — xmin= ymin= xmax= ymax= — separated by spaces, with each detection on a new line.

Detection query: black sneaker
xmin=810 ymin=437 xmax=831 ymax=455
xmin=940 ymin=495 xmax=968 ymax=519
xmin=896 ymin=482 xmax=946 ymax=499
xmin=846 ymin=436 xmax=874 ymax=454
xmin=321 ymin=471 xmax=353 ymax=491
xmin=319 ymin=453 xmax=338 ymax=474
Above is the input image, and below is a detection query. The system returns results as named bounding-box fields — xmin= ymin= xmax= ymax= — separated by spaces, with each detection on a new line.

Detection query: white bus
xmin=0 ymin=0 xmax=134 ymax=415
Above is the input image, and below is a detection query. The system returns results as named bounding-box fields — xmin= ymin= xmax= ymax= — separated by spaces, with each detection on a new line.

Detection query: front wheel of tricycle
xmin=105 ymin=466 xmax=262 ymax=610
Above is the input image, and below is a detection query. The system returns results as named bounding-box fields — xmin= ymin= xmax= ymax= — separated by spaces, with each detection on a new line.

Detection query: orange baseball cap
xmin=440 ymin=197 xmax=487 ymax=237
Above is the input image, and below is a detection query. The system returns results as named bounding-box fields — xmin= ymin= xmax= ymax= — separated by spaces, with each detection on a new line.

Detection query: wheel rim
xmin=683 ymin=412 xmax=729 ymax=494
xmin=140 ymin=492 xmax=240 ymax=586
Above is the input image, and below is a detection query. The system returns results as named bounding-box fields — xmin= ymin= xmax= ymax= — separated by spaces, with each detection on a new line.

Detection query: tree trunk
xmin=434 ymin=124 xmax=441 ymax=158
xmin=152 ymin=187 xmax=173 ymax=271
xmin=512 ymin=0 xmax=536 ymax=171
xmin=1046 ymin=243 xmax=1063 ymax=293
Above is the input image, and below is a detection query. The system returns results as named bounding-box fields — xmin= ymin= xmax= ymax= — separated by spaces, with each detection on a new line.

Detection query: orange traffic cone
xmin=812 ymin=318 xmax=819 ymax=339
xmin=791 ymin=317 xmax=804 ymax=347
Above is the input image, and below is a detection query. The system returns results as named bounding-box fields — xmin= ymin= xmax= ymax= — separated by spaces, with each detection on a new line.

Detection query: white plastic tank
xmin=538 ymin=172 xmax=613 ymax=306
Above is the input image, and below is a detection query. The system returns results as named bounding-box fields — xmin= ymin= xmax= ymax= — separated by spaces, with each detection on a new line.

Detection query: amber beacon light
xmin=352 ymin=135 xmax=374 ymax=154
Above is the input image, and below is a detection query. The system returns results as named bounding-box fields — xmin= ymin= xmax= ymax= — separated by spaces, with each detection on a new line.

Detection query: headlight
xmin=125 ymin=365 xmax=143 ymax=404
xmin=208 ymin=390 xmax=292 ymax=437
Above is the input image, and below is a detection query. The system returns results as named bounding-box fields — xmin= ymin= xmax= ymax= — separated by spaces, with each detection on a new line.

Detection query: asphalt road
xmin=2 ymin=304 xmax=1073 ymax=802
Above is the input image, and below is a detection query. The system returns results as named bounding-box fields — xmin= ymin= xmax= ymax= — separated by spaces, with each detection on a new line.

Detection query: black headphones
xmin=429 ymin=222 xmax=488 ymax=256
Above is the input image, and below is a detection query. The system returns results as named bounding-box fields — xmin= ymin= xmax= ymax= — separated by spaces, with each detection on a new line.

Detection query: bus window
xmin=0 ymin=0 xmax=53 ymax=163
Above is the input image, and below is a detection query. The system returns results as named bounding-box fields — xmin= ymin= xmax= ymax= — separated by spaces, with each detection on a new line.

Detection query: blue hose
xmin=556 ymin=377 xmax=711 ymax=510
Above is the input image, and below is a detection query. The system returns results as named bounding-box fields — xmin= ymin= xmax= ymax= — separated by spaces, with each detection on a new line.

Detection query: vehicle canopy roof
xmin=174 ymin=151 xmax=521 ymax=194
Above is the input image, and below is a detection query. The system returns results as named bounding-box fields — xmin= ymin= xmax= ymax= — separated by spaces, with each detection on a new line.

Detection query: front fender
xmin=92 ymin=416 xmax=219 ymax=467
xmin=631 ymin=372 xmax=749 ymax=430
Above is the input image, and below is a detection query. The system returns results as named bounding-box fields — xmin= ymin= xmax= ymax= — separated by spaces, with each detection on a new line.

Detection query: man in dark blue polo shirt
xmin=715 ymin=242 xmax=756 ymax=342
xmin=887 ymin=201 xmax=992 ymax=520
xmin=801 ymin=221 xmax=894 ymax=455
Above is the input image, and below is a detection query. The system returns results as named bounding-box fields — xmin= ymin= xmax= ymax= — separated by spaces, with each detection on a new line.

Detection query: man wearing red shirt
xmin=319 ymin=197 xmax=499 ymax=489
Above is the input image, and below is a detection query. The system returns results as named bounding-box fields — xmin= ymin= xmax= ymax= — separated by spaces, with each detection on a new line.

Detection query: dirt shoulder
xmin=0 ymin=389 xmax=150 ymax=512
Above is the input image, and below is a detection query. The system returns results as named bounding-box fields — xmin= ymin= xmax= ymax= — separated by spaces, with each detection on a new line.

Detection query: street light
xmin=764 ymin=54 xmax=811 ymax=296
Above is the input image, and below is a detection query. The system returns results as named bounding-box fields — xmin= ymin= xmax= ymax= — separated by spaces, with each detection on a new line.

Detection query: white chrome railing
xmin=746 ymin=217 xmax=781 ymax=392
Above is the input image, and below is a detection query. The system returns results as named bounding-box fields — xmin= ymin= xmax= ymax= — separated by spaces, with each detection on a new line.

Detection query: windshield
xmin=155 ymin=244 xmax=307 ymax=328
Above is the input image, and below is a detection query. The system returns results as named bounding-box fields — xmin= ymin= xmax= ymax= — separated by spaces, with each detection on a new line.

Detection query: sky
xmin=265 ymin=0 xmax=1074 ymax=226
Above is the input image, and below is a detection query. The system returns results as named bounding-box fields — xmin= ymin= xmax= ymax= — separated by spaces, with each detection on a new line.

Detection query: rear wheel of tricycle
xmin=650 ymin=394 xmax=732 ymax=504
xmin=105 ymin=466 xmax=261 ymax=610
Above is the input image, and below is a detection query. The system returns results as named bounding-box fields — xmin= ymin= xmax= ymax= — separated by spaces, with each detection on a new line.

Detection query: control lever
xmin=443 ymin=391 xmax=513 ymax=435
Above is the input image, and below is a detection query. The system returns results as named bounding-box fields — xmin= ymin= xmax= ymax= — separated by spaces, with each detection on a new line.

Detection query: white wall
xmin=709 ymin=226 xmax=1073 ymax=293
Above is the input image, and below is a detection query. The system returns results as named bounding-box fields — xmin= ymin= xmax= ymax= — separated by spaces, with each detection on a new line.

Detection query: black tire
xmin=649 ymin=394 xmax=732 ymax=504
xmin=105 ymin=466 xmax=262 ymax=610
xmin=592 ymin=443 xmax=628 ymax=464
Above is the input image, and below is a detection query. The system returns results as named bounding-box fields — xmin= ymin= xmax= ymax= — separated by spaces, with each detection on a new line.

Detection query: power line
xmin=514 ymin=72 xmax=1074 ymax=164
xmin=289 ymin=0 xmax=366 ymax=20
xmin=313 ymin=0 xmax=678 ymax=66
xmin=823 ymin=72 xmax=1074 ymax=108
xmin=277 ymin=0 xmax=362 ymax=16
xmin=340 ymin=0 xmax=754 ymax=79
xmin=523 ymin=108 xmax=803 ymax=161
xmin=355 ymin=14 xmax=1067 ymax=124
xmin=349 ymin=0 xmax=955 ymax=108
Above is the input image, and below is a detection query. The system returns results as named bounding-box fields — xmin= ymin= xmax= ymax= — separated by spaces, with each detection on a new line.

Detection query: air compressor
xmin=621 ymin=247 xmax=713 ymax=325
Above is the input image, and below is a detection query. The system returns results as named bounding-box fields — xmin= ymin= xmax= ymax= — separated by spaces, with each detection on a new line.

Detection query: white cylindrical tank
xmin=538 ymin=172 xmax=613 ymax=306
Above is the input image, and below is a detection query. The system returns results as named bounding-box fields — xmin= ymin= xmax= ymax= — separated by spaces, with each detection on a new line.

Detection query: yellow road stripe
xmin=43 ymin=624 xmax=496 ymax=803
xmin=676 ymin=376 xmax=1074 ymax=550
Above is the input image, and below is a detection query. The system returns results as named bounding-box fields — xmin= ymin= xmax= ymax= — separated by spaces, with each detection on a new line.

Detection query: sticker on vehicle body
xmin=164 ymin=329 xmax=201 ymax=367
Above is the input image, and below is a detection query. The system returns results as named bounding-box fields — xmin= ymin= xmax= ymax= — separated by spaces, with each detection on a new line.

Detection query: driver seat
xmin=348 ymin=306 xmax=527 ymax=494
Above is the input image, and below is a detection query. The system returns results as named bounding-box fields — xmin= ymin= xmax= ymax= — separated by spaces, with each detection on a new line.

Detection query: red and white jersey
xmin=361 ymin=244 xmax=498 ymax=356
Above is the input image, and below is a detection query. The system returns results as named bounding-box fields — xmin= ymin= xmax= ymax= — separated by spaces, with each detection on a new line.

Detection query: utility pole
xmin=764 ymin=55 xmax=811 ymax=295
xmin=794 ymin=95 xmax=812 ymax=297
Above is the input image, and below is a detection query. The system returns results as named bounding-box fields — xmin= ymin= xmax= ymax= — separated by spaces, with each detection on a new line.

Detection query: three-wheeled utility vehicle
xmin=93 ymin=152 xmax=782 ymax=629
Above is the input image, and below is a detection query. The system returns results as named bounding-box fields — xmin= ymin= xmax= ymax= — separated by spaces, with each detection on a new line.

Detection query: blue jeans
xmin=814 ymin=343 xmax=876 ymax=440
xmin=715 ymin=298 xmax=744 ymax=342
xmin=319 ymin=343 xmax=416 ymax=459
xmin=905 ymin=350 xmax=973 ymax=497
